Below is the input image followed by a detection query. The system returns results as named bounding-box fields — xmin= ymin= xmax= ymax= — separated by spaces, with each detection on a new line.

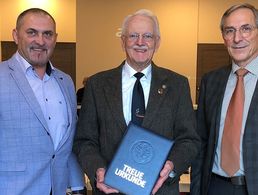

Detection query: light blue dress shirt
xmin=15 ymin=52 xmax=84 ymax=191
xmin=15 ymin=52 xmax=68 ymax=150
xmin=212 ymin=56 xmax=258 ymax=177
xmin=122 ymin=61 xmax=152 ymax=125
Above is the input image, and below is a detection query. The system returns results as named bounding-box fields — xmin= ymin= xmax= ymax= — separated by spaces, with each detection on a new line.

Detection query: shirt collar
xmin=14 ymin=51 xmax=54 ymax=76
xmin=123 ymin=61 xmax=152 ymax=80
xmin=232 ymin=56 xmax=258 ymax=77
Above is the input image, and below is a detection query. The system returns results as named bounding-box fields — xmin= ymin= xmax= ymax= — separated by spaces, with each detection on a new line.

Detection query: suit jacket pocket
xmin=0 ymin=161 xmax=26 ymax=172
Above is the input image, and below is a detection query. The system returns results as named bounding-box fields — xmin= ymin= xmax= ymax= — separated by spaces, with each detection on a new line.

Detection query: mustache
xmin=132 ymin=45 xmax=148 ymax=50
xmin=30 ymin=44 xmax=48 ymax=51
xmin=231 ymin=43 xmax=248 ymax=48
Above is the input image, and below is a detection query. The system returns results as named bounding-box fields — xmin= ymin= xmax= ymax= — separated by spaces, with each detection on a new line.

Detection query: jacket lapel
xmin=7 ymin=57 xmax=50 ymax=133
xmin=142 ymin=64 xmax=168 ymax=127
xmin=213 ymin=66 xmax=231 ymax=144
xmin=245 ymin=76 xmax=258 ymax=126
xmin=103 ymin=65 xmax=127 ymax=132
xmin=52 ymin=70 xmax=74 ymax=150
xmin=243 ymin=76 xmax=258 ymax=145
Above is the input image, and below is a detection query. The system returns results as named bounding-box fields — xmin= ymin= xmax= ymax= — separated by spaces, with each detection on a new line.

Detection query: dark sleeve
xmin=190 ymin=76 xmax=208 ymax=195
xmin=73 ymin=78 xmax=107 ymax=188
xmin=168 ymin=77 xmax=201 ymax=176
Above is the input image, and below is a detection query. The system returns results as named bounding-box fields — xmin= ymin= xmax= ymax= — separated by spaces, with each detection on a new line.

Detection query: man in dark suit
xmin=191 ymin=3 xmax=258 ymax=195
xmin=73 ymin=9 xmax=200 ymax=195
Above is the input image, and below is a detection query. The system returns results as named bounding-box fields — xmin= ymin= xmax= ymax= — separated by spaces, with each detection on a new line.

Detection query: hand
xmin=152 ymin=160 xmax=174 ymax=195
xmin=95 ymin=168 xmax=119 ymax=194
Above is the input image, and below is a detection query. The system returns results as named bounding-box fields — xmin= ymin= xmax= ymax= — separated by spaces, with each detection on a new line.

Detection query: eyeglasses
xmin=222 ymin=24 xmax=257 ymax=40
xmin=126 ymin=33 xmax=155 ymax=42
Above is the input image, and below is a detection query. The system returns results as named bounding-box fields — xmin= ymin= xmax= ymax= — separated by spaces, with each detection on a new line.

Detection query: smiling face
xmin=222 ymin=8 xmax=258 ymax=67
xmin=121 ymin=15 xmax=160 ymax=71
xmin=12 ymin=12 xmax=57 ymax=68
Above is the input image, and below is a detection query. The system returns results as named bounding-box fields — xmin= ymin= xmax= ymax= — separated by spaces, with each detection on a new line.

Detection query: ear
xmin=154 ymin=36 xmax=161 ymax=52
xmin=120 ymin=35 xmax=126 ymax=52
xmin=12 ymin=29 xmax=19 ymax=44
xmin=54 ymin=33 xmax=58 ymax=42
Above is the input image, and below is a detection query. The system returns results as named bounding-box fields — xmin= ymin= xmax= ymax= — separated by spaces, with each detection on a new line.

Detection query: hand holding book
xmin=96 ymin=168 xmax=119 ymax=194
xmin=104 ymin=123 xmax=174 ymax=195
xmin=152 ymin=160 xmax=174 ymax=194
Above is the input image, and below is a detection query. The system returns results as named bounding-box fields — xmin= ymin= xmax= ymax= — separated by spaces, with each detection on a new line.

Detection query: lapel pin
xmin=158 ymin=88 xmax=163 ymax=94
xmin=158 ymin=84 xmax=167 ymax=94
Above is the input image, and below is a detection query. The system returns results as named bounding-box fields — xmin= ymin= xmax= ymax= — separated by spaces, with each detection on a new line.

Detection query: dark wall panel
xmin=196 ymin=43 xmax=231 ymax=103
xmin=1 ymin=41 xmax=76 ymax=83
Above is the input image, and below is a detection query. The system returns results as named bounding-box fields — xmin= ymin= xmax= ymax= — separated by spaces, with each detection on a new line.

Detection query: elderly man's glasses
xmin=222 ymin=24 xmax=257 ymax=40
xmin=126 ymin=33 xmax=155 ymax=42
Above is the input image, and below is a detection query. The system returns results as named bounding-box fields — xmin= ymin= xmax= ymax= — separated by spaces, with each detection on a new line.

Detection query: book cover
xmin=104 ymin=122 xmax=174 ymax=195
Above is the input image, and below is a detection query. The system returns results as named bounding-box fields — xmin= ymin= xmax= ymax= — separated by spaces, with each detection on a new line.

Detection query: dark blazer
xmin=73 ymin=62 xmax=200 ymax=195
xmin=191 ymin=65 xmax=258 ymax=195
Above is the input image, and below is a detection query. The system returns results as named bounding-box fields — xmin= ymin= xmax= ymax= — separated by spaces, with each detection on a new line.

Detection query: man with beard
xmin=73 ymin=9 xmax=200 ymax=195
xmin=0 ymin=8 xmax=86 ymax=195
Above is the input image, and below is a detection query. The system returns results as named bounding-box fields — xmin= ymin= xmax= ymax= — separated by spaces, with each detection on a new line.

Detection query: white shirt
xmin=122 ymin=61 xmax=152 ymax=125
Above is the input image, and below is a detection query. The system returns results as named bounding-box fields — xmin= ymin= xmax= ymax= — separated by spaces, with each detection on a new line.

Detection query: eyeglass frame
xmin=123 ymin=32 xmax=159 ymax=42
xmin=222 ymin=24 xmax=258 ymax=40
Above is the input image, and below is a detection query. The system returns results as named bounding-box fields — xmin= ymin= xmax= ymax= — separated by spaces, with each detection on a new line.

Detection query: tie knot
xmin=134 ymin=72 xmax=144 ymax=80
xmin=236 ymin=68 xmax=248 ymax=77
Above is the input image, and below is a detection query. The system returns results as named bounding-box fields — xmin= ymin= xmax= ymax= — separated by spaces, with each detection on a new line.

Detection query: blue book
xmin=104 ymin=122 xmax=174 ymax=195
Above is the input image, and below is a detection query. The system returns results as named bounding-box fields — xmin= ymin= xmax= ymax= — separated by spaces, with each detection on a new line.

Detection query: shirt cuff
xmin=71 ymin=186 xmax=84 ymax=191
xmin=169 ymin=170 xmax=176 ymax=178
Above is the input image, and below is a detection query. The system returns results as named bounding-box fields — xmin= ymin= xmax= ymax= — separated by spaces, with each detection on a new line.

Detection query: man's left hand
xmin=152 ymin=160 xmax=174 ymax=195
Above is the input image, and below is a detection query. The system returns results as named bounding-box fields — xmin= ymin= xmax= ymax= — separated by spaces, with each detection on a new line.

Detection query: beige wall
xmin=77 ymin=0 xmax=258 ymax=102
xmin=2 ymin=1 xmax=258 ymax=102
xmin=198 ymin=0 xmax=258 ymax=43
xmin=0 ymin=0 xmax=76 ymax=41
xmin=0 ymin=0 xmax=76 ymax=58
xmin=76 ymin=0 xmax=199 ymax=101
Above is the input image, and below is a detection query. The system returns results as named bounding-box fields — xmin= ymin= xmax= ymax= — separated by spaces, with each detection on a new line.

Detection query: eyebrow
xmin=224 ymin=23 xmax=252 ymax=28
xmin=26 ymin=28 xmax=55 ymax=33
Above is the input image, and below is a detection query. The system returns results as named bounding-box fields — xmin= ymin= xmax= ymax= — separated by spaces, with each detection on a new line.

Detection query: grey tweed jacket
xmin=74 ymin=62 xmax=200 ymax=195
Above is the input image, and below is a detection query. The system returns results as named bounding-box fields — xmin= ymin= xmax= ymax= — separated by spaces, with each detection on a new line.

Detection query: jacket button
xmin=52 ymin=155 xmax=55 ymax=159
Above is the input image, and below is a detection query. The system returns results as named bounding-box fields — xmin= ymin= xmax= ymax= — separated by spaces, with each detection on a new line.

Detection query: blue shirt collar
xmin=232 ymin=56 xmax=258 ymax=77
xmin=14 ymin=51 xmax=55 ymax=76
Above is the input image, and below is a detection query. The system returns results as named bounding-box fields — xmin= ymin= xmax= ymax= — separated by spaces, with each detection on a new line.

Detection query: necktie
xmin=131 ymin=72 xmax=145 ymax=126
xmin=221 ymin=68 xmax=248 ymax=176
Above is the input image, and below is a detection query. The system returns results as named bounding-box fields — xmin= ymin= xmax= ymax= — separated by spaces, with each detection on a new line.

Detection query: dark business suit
xmin=191 ymin=65 xmax=258 ymax=195
xmin=73 ymin=62 xmax=200 ymax=195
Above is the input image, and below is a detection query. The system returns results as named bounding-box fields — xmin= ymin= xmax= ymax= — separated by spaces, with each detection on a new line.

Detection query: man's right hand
xmin=96 ymin=168 xmax=119 ymax=194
